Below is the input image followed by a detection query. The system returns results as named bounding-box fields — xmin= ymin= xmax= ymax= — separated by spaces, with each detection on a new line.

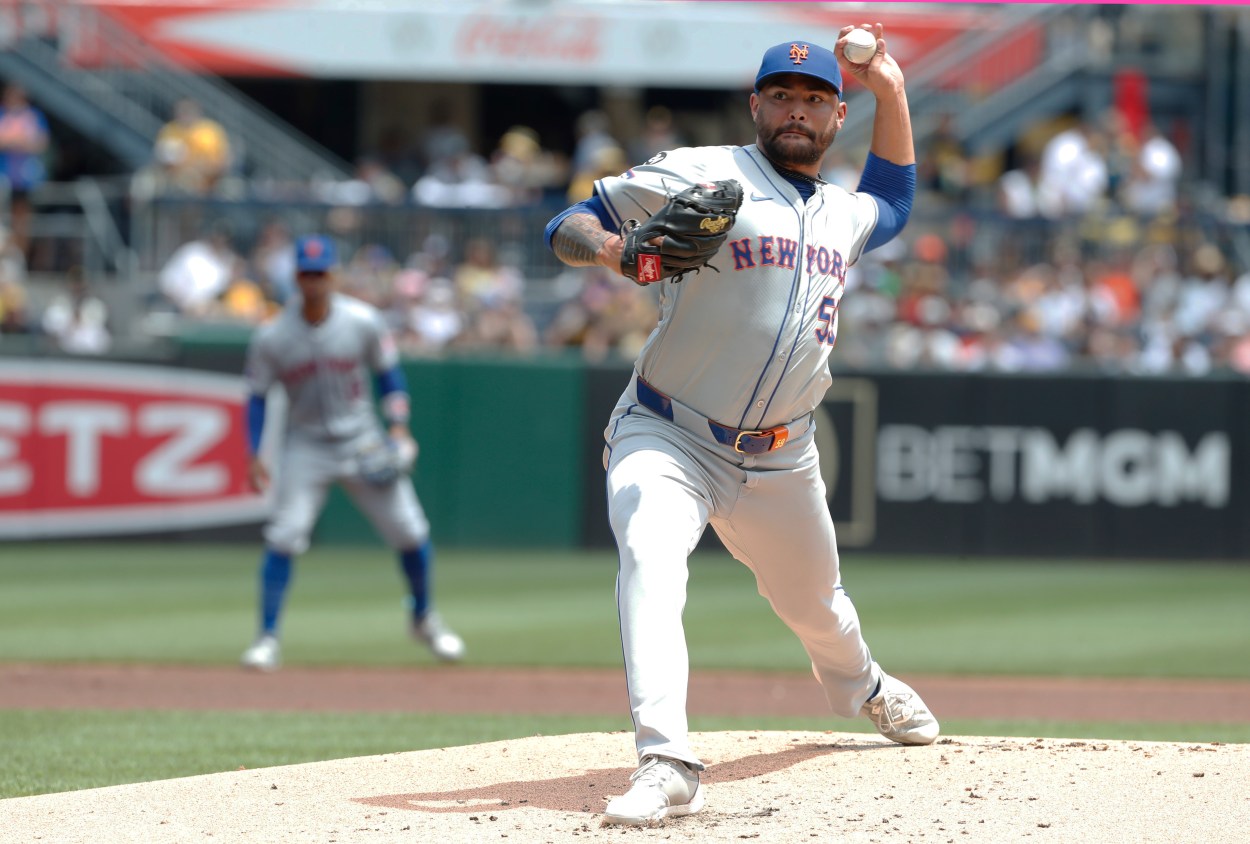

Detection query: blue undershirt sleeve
xmin=246 ymin=394 xmax=266 ymax=456
xmin=857 ymin=152 xmax=916 ymax=252
xmin=544 ymin=196 xmax=614 ymax=251
xmin=375 ymin=365 xmax=411 ymax=428
xmin=374 ymin=365 xmax=407 ymax=398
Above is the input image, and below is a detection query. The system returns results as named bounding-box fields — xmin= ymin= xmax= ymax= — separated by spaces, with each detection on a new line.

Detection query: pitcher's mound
xmin=2 ymin=730 xmax=1244 ymax=843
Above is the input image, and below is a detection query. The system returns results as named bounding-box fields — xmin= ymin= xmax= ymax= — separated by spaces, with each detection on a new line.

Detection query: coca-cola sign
xmin=0 ymin=361 xmax=265 ymax=538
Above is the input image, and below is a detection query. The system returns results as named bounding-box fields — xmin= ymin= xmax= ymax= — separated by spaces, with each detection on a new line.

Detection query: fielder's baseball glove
xmin=356 ymin=437 xmax=417 ymax=487
xmin=620 ymin=179 xmax=744 ymax=285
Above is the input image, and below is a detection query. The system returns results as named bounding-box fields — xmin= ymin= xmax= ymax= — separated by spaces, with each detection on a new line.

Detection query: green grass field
xmin=1 ymin=543 xmax=1248 ymax=798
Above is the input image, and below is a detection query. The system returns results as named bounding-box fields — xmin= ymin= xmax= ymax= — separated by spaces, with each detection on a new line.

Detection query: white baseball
xmin=843 ymin=28 xmax=877 ymax=64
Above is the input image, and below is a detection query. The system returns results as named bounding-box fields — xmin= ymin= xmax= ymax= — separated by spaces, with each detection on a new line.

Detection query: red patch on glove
xmin=637 ymin=254 xmax=663 ymax=284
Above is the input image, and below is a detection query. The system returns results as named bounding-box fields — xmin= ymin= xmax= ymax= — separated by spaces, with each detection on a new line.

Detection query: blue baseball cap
xmin=755 ymin=41 xmax=842 ymax=96
xmin=294 ymin=235 xmax=337 ymax=273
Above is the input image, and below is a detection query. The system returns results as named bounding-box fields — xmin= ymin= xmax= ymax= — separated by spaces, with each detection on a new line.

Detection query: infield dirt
xmin=2 ymin=665 xmax=1248 ymax=843
xmin=1 ymin=730 xmax=1247 ymax=843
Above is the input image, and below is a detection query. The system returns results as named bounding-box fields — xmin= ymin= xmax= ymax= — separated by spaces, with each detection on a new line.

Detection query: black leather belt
xmin=635 ymin=376 xmax=791 ymax=455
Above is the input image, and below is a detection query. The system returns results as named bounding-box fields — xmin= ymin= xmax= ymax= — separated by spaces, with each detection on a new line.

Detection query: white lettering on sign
xmin=136 ymin=404 xmax=229 ymax=497
xmin=877 ymin=425 xmax=1230 ymax=508
xmin=1020 ymin=428 xmax=1100 ymax=504
xmin=42 ymin=402 xmax=128 ymax=497
xmin=458 ymin=17 xmax=599 ymax=62
xmin=0 ymin=402 xmax=31 ymax=495
xmin=0 ymin=359 xmax=260 ymax=540
xmin=2 ymin=400 xmax=233 ymax=501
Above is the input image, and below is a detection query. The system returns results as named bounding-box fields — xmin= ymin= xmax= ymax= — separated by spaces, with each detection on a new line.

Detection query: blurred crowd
xmin=5 ymin=85 xmax=1250 ymax=378
xmin=837 ymin=224 xmax=1250 ymax=377
xmin=838 ymin=102 xmax=1250 ymax=377
xmin=147 ymin=218 xmax=659 ymax=363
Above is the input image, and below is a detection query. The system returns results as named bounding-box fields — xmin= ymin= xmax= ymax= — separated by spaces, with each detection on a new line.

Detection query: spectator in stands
xmin=1032 ymin=259 xmax=1089 ymax=348
xmin=1122 ymin=122 xmax=1182 ymax=216
xmin=918 ymin=114 xmax=972 ymax=205
xmin=319 ymin=156 xmax=407 ymax=206
xmin=1000 ymin=308 xmax=1072 ymax=371
xmin=544 ymin=266 xmax=658 ymax=362
xmin=1037 ymin=118 xmax=1109 ymax=217
xmin=1230 ymin=261 xmax=1250 ymax=320
xmin=397 ymin=275 xmax=463 ymax=355
xmin=570 ymin=109 xmax=621 ymax=179
xmin=821 ymin=148 xmax=863 ymax=193
xmin=373 ymin=123 xmax=422 ymax=187
xmin=1134 ymin=242 xmax=1184 ymax=324
xmin=152 ymin=98 xmax=232 ymax=195
xmin=1172 ymin=243 xmax=1231 ymax=342
xmin=1099 ymin=109 xmax=1140 ymax=204
xmin=1219 ymin=305 xmax=1250 ymax=375
xmin=157 ymin=222 xmax=242 ymax=316
xmin=0 ymin=84 xmax=49 ymax=257
xmin=489 ymin=125 xmax=567 ymax=206
xmin=214 ymin=273 xmax=274 ymax=324
xmin=0 ymin=271 xmax=29 ymax=335
xmin=629 ymin=106 xmax=684 ymax=164
xmin=1086 ymin=252 xmax=1141 ymax=327
xmin=452 ymin=237 xmax=524 ymax=313
xmin=997 ymin=154 xmax=1045 ymax=219
xmin=456 ymin=296 xmax=540 ymax=354
xmin=895 ymin=234 xmax=952 ymax=328
xmin=567 ymin=144 xmax=628 ymax=204
xmin=405 ymin=232 xmax=454 ymax=280
xmin=342 ymin=242 xmax=400 ymax=307
xmin=0 ymin=223 xmax=29 ymax=336
xmin=0 ymin=283 xmax=27 ymax=333
xmin=40 ymin=267 xmax=111 ymax=354
xmin=0 ymin=221 xmax=27 ymax=285
xmin=420 ymin=101 xmax=471 ymax=175
xmin=411 ymin=137 xmax=508 ymax=208
xmin=249 ymin=218 xmax=297 ymax=305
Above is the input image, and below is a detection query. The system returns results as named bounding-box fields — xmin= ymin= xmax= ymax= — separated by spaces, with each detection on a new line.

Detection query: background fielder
xmin=546 ymin=25 xmax=938 ymax=826
xmin=240 ymin=234 xmax=463 ymax=671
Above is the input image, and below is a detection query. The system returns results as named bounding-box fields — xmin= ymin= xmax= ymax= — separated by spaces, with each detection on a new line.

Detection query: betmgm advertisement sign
xmin=582 ymin=368 xmax=1243 ymax=559
xmin=822 ymin=372 xmax=1245 ymax=559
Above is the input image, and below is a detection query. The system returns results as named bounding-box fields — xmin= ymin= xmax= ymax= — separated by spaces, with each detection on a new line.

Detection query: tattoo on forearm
xmin=552 ymin=213 xmax=612 ymax=266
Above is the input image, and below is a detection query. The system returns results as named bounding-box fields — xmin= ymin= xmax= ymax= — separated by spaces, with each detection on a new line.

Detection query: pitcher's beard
xmin=759 ymin=124 xmax=837 ymax=169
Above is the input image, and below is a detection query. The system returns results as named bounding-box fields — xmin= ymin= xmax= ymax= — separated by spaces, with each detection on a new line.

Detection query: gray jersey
xmin=595 ymin=144 xmax=879 ymax=431
xmin=245 ymin=292 xmax=398 ymax=442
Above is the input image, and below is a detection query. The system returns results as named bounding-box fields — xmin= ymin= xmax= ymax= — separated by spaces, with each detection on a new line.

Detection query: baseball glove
xmin=356 ymin=437 xmax=417 ymax=487
xmin=620 ymin=179 xmax=744 ymax=285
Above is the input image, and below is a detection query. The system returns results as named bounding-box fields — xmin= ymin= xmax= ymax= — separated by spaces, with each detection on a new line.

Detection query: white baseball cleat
xmin=412 ymin=611 xmax=465 ymax=663
xmin=862 ymin=672 xmax=940 ymax=745
xmin=602 ymin=755 xmax=704 ymax=827
xmin=240 ymin=634 xmax=281 ymax=672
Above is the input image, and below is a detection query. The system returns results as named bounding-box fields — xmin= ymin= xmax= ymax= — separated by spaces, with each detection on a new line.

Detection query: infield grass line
xmin=0 ymin=709 xmax=1245 ymax=800
xmin=1 ymin=544 xmax=1247 ymax=679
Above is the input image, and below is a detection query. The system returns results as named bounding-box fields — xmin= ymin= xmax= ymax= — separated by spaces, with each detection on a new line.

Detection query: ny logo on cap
xmin=789 ymin=43 xmax=809 ymax=64
xmin=303 ymin=239 xmax=324 ymax=258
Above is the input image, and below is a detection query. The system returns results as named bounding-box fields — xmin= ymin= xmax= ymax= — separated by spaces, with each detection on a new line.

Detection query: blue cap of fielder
xmin=295 ymin=234 xmax=337 ymax=273
xmin=755 ymin=41 xmax=842 ymax=96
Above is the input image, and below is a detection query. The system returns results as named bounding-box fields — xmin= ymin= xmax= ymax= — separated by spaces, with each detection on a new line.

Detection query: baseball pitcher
xmin=240 ymin=234 xmax=463 ymax=671
xmin=545 ymin=26 xmax=938 ymax=826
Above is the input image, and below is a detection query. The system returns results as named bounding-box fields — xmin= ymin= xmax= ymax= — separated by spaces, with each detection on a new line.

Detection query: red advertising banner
xmin=57 ymin=2 xmax=1040 ymax=88
xmin=0 ymin=361 xmax=265 ymax=538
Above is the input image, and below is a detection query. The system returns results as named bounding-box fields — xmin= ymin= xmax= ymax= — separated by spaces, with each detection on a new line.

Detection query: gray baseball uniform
xmin=595 ymin=144 xmax=882 ymax=769
xmin=245 ymin=291 xmax=428 ymax=555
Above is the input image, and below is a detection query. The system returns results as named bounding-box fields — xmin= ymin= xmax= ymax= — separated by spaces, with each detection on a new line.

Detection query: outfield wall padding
xmin=580 ymin=366 xmax=1249 ymax=560
xmin=5 ymin=344 xmax=1246 ymax=559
